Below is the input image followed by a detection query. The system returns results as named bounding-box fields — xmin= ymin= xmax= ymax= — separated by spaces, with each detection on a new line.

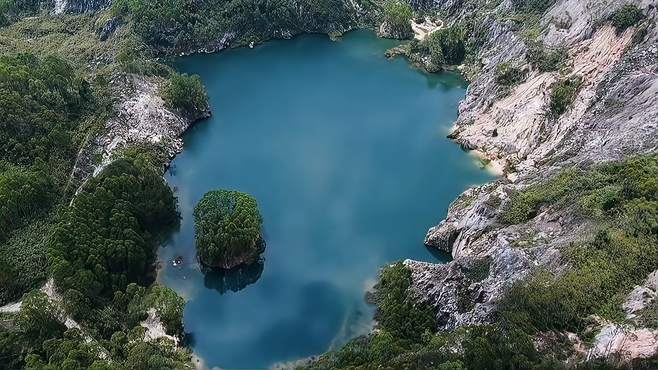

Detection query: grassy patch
xmin=549 ymin=76 xmax=583 ymax=117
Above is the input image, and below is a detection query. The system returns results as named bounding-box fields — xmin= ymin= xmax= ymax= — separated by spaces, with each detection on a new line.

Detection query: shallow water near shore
xmin=159 ymin=30 xmax=492 ymax=369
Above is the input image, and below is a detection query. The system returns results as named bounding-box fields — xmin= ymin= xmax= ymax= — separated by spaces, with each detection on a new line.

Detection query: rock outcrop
xmin=409 ymin=0 xmax=658 ymax=365
xmin=53 ymin=0 xmax=111 ymax=14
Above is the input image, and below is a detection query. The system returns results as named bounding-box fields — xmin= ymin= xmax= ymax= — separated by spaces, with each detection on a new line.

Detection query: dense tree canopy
xmin=49 ymin=157 xmax=178 ymax=301
xmin=0 ymin=53 xmax=92 ymax=171
xmin=0 ymin=164 xmax=55 ymax=242
xmin=194 ymin=189 xmax=263 ymax=269
xmin=425 ymin=26 xmax=466 ymax=67
xmin=113 ymin=0 xmax=359 ymax=51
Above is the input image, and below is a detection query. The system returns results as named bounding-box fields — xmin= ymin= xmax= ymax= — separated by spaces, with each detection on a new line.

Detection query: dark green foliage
xmin=162 ymin=73 xmax=209 ymax=117
xmin=495 ymin=63 xmax=527 ymax=87
xmin=49 ymin=157 xmax=178 ymax=300
xmin=16 ymin=291 xmax=67 ymax=345
xmin=137 ymin=285 xmax=186 ymax=337
xmin=372 ymin=262 xmax=437 ymax=342
xmin=113 ymin=0 xmax=358 ymax=51
xmin=425 ymin=26 xmax=467 ymax=67
xmin=511 ymin=0 xmax=557 ymax=15
xmin=609 ymin=4 xmax=645 ymax=34
xmin=0 ymin=53 xmax=92 ymax=171
xmin=526 ymin=40 xmax=564 ymax=72
xmin=194 ymin=189 xmax=263 ymax=269
xmin=499 ymin=155 xmax=658 ymax=333
xmin=0 ymin=0 xmax=41 ymax=26
xmin=382 ymin=0 xmax=413 ymax=39
xmin=549 ymin=76 xmax=582 ymax=117
xmin=0 ymin=164 xmax=55 ymax=242
xmin=0 ymin=220 xmax=51 ymax=305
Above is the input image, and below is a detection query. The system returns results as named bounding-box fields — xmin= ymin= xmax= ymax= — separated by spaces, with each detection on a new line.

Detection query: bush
xmin=382 ymin=0 xmax=413 ymax=39
xmin=425 ymin=26 xmax=467 ymax=67
xmin=495 ymin=63 xmax=527 ymax=86
xmin=0 ymin=0 xmax=41 ymax=26
xmin=194 ymin=190 xmax=264 ymax=269
xmin=610 ymin=4 xmax=645 ymax=34
xmin=114 ymin=0 xmax=357 ymax=51
xmin=511 ymin=0 xmax=557 ymax=15
xmin=372 ymin=262 xmax=437 ymax=342
xmin=499 ymin=155 xmax=658 ymax=333
xmin=549 ymin=76 xmax=582 ymax=117
xmin=526 ymin=40 xmax=563 ymax=72
xmin=162 ymin=73 xmax=209 ymax=117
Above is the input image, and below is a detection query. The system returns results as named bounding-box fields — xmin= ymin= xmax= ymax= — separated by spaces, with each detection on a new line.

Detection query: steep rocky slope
xmin=416 ymin=0 xmax=658 ymax=364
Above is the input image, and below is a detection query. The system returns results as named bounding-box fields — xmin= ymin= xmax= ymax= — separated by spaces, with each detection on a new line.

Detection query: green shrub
xmin=372 ymin=262 xmax=437 ymax=342
xmin=500 ymin=154 xmax=658 ymax=333
xmin=194 ymin=190 xmax=264 ymax=269
xmin=162 ymin=73 xmax=209 ymax=117
xmin=610 ymin=4 xmax=645 ymax=34
xmin=495 ymin=63 xmax=527 ymax=86
xmin=113 ymin=0 xmax=357 ymax=51
xmin=425 ymin=26 xmax=467 ymax=67
xmin=382 ymin=0 xmax=413 ymax=39
xmin=511 ymin=0 xmax=557 ymax=15
xmin=549 ymin=76 xmax=582 ymax=117
xmin=526 ymin=40 xmax=564 ymax=72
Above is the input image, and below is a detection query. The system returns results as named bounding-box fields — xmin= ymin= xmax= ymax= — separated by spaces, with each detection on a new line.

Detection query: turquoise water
xmin=160 ymin=30 xmax=491 ymax=369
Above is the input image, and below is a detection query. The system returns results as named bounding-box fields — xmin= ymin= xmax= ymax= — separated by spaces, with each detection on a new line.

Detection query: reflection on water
xmin=203 ymin=262 xmax=265 ymax=294
xmin=159 ymin=30 xmax=492 ymax=369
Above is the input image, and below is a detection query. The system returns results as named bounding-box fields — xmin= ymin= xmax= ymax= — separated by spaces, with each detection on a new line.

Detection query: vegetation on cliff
xmin=194 ymin=190 xmax=264 ymax=269
xmin=50 ymin=156 xmax=178 ymax=299
xmin=307 ymin=155 xmax=658 ymax=369
xmin=610 ymin=4 xmax=645 ymax=34
xmin=381 ymin=0 xmax=413 ymax=39
xmin=1 ymin=155 xmax=189 ymax=368
xmin=500 ymin=155 xmax=658 ymax=332
xmin=112 ymin=0 xmax=362 ymax=51
xmin=162 ymin=72 xmax=209 ymax=118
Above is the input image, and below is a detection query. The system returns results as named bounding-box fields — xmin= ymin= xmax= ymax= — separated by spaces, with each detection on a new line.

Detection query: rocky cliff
xmin=414 ymin=0 xmax=658 ymax=364
xmin=53 ymin=0 xmax=111 ymax=14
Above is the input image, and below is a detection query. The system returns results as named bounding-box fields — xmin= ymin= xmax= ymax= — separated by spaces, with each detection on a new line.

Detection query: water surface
xmin=160 ymin=30 xmax=491 ymax=369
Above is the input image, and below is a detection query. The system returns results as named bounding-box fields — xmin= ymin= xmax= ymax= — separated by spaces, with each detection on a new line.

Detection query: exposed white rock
xmin=587 ymin=324 xmax=658 ymax=362
xmin=141 ymin=308 xmax=180 ymax=345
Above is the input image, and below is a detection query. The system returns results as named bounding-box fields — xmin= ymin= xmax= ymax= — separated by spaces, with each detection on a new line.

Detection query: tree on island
xmin=194 ymin=190 xmax=264 ymax=269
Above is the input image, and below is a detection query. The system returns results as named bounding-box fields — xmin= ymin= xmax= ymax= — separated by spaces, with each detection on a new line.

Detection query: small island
xmin=194 ymin=190 xmax=264 ymax=270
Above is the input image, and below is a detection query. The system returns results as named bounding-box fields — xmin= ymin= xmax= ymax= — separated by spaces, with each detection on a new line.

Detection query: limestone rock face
xmin=410 ymin=0 xmax=658 ymax=364
xmin=53 ymin=0 xmax=111 ymax=14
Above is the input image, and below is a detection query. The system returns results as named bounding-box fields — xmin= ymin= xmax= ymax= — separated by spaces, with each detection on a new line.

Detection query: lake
xmin=159 ymin=30 xmax=491 ymax=369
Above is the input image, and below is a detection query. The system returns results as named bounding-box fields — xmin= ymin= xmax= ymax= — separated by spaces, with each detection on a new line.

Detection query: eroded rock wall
xmin=416 ymin=0 xmax=658 ymax=364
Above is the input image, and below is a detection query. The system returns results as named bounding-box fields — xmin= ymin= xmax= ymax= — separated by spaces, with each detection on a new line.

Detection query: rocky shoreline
xmin=414 ymin=0 xmax=658 ymax=364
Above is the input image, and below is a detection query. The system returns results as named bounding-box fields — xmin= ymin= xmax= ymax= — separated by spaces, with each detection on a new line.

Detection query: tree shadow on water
xmin=203 ymin=261 xmax=264 ymax=294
